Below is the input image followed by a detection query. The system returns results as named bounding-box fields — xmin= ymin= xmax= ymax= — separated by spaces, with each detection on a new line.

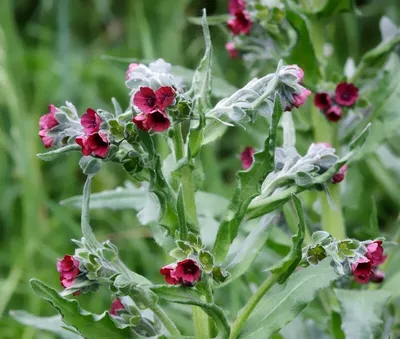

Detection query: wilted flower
xmin=76 ymin=132 xmax=110 ymax=158
xmin=326 ymin=105 xmax=342 ymax=122
xmin=366 ymin=240 xmax=387 ymax=266
xmin=332 ymin=164 xmax=347 ymax=184
xmin=314 ymin=92 xmax=332 ymax=110
xmin=226 ymin=42 xmax=239 ymax=59
xmin=39 ymin=104 xmax=59 ymax=148
xmin=160 ymin=264 xmax=180 ymax=285
xmin=335 ymin=82 xmax=359 ymax=107
xmin=80 ymin=108 xmax=102 ymax=134
xmin=351 ymin=257 xmax=372 ymax=284
xmin=241 ymin=147 xmax=255 ymax=170
xmin=174 ymin=259 xmax=201 ymax=286
xmin=110 ymin=298 xmax=125 ymax=316
xmin=57 ymin=255 xmax=81 ymax=289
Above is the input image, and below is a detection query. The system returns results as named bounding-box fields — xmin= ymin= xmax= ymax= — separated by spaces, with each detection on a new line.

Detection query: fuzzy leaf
xmin=240 ymin=260 xmax=338 ymax=339
xmin=334 ymin=289 xmax=391 ymax=339
xmin=10 ymin=311 xmax=82 ymax=339
xmin=30 ymin=279 xmax=134 ymax=339
xmin=187 ymin=14 xmax=230 ymax=26
xmin=212 ymin=93 xmax=283 ymax=263
xmin=37 ymin=144 xmax=81 ymax=161
xmin=223 ymin=212 xmax=279 ymax=285
xmin=315 ymin=0 xmax=354 ymax=18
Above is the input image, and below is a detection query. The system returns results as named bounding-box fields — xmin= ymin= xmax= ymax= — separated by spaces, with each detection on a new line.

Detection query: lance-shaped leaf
xmin=30 ymin=279 xmax=134 ymax=339
xmin=10 ymin=311 xmax=82 ymax=339
xmin=37 ymin=144 xmax=81 ymax=161
xmin=188 ymin=10 xmax=212 ymax=158
xmin=334 ymin=289 xmax=391 ymax=339
xmin=151 ymin=285 xmax=230 ymax=337
xmin=240 ymin=260 xmax=338 ymax=339
xmin=212 ymin=93 xmax=283 ymax=263
xmin=269 ymin=194 xmax=305 ymax=284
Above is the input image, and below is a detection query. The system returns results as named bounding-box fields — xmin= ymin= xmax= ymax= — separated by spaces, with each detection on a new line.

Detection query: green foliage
xmin=239 ymin=261 xmax=338 ymax=339
xmin=334 ymin=289 xmax=391 ymax=339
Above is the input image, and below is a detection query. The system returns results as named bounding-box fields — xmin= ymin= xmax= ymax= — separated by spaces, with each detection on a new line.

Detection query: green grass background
xmin=0 ymin=0 xmax=399 ymax=338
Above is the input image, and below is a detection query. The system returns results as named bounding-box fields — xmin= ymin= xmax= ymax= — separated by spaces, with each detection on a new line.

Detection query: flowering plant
xmin=12 ymin=2 xmax=400 ymax=339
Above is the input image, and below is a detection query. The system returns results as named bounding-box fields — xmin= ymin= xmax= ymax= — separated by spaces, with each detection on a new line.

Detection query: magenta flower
xmin=134 ymin=87 xmax=158 ymax=114
xmin=332 ymin=164 xmax=347 ymax=184
xmin=293 ymin=88 xmax=312 ymax=108
xmin=110 ymin=298 xmax=125 ymax=316
xmin=351 ymin=257 xmax=372 ymax=284
xmin=366 ymin=241 xmax=387 ymax=266
xmin=155 ymin=86 xmax=175 ymax=110
xmin=325 ymin=105 xmax=342 ymax=122
xmin=133 ymin=111 xmax=171 ymax=133
xmin=229 ymin=0 xmax=246 ymax=14
xmin=160 ymin=264 xmax=180 ymax=285
xmin=314 ymin=92 xmax=332 ymax=111
xmin=370 ymin=270 xmax=385 ymax=283
xmin=241 ymin=147 xmax=255 ymax=170
xmin=39 ymin=104 xmax=59 ymax=148
xmin=227 ymin=11 xmax=252 ymax=35
xmin=57 ymin=255 xmax=81 ymax=289
xmin=174 ymin=259 xmax=201 ymax=286
xmin=76 ymin=132 xmax=110 ymax=158
xmin=81 ymin=108 xmax=102 ymax=134
xmin=335 ymin=82 xmax=359 ymax=107
xmin=226 ymin=42 xmax=239 ymax=59
xmin=126 ymin=63 xmax=139 ymax=80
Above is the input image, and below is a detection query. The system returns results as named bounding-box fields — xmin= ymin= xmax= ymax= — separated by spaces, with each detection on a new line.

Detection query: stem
xmin=206 ymin=281 xmax=217 ymax=338
xmin=81 ymin=175 xmax=98 ymax=245
xmin=229 ymin=274 xmax=279 ymax=339
xmin=149 ymin=302 xmax=181 ymax=336
xmin=193 ymin=306 xmax=209 ymax=339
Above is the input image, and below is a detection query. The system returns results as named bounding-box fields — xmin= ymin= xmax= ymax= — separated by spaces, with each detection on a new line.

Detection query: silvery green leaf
xmin=229 ymin=106 xmax=247 ymax=121
xmin=126 ymin=77 xmax=150 ymax=89
xmin=311 ymin=231 xmax=331 ymax=244
xmin=79 ymin=156 xmax=102 ymax=175
xmin=137 ymin=192 xmax=161 ymax=225
xmin=295 ymin=172 xmax=313 ymax=187
xmin=380 ymin=16 xmax=399 ymax=42
xmin=111 ymin=98 xmax=123 ymax=117
xmin=37 ymin=144 xmax=81 ymax=161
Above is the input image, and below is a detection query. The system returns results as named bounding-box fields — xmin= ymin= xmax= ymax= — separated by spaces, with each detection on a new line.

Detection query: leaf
xmin=151 ymin=285 xmax=230 ymax=337
xmin=240 ymin=260 xmax=338 ymax=339
xmin=37 ymin=144 xmax=81 ymax=161
xmin=223 ymin=212 xmax=279 ymax=285
xmin=315 ymin=0 xmax=354 ymax=18
xmin=187 ymin=14 xmax=230 ymax=26
xmin=176 ymin=185 xmax=188 ymax=240
xmin=80 ymin=175 xmax=98 ymax=245
xmin=334 ymin=289 xmax=391 ymax=339
xmin=79 ymin=156 xmax=102 ymax=175
xmin=30 ymin=279 xmax=134 ymax=339
xmin=212 ymin=93 xmax=283 ymax=263
xmin=10 ymin=311 xmax=82 ymax=339
xmin=269 ymin=194 xmax=305 ymax=284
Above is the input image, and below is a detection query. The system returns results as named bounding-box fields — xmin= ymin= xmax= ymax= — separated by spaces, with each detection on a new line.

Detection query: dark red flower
xmin=81 ymin=108 xmax=102 ymax=134
xmin=110 ymin=298 xmax=125 ymax=316
xmin=39 ymin=104 xmax=59 ymax=148
xmin=241 ymin=147 xmax=255 ymax=170
xmin=335 ymin=82 xmax=359 ymax=107
xmin=126 ymin=63 xmax=139 ymax=80
xmin=134 ymin=87 xmax=158 ymax=114
xmin=76 ymin=132 xmax=110 ymax=158
xmin=366 ymin=241 xmax=387 ymax=266
xmin=352 ymin=257 xmax=372 ymax=284
xmin=325 ymin=105 xmax=342 ymax=122
xmin=293 ymin=88 xmax=311 ymax=108
xmin=226 ymin=42 xmax=239 ymax=59
xmin=57 ymin=255 xmax=81 ymax=289
xmin=314 ymin=92 xmax=332 ymax=110
xmin=229 ymin=0 xmax=246 ymax=14
xmin=332 ymin=164 xmax=347 ymax=184
xmin=160 ymin=264 xmax=180 ymax=285
xmin=174 ymin=259 xmax=201 ymax=286
xmin=370 ymin=270 xmax=385 ymax=283
xmin=133 ymin=111 xmax=171 ymax=133
xmin=227 ymin=11 xmax=252 ymax=35
xmin=155 ymin=86 xmax=175 ymax=110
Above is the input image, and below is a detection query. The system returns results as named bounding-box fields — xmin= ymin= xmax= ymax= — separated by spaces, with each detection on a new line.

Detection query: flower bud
xmin=325 ymin=105 xmax=342 ymax=122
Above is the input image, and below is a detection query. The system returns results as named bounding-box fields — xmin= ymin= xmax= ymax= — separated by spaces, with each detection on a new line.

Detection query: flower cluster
xmin=351 ymin=241 xmax=386 ymax=284
xmin=76 ymin=109 xmax=110 ymax=158
xmin=314 ymin=82 xmax=359 ymax=122
xmin=160 ymin=258 xmax=201 ymax=286
xmin=227 ymin=0 xmax=252 ymax=37
xmin=57 ymin=255 xmax=81 ymax=294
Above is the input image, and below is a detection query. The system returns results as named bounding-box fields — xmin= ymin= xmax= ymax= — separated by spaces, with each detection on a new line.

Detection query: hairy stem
xmin=193 ymin=306 xmax=209 ymax=339
xmin=229 ymin=274 xmax=279 ymax=339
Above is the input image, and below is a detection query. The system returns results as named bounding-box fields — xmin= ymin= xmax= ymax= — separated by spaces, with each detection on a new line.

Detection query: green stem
xmin=206 ymin=281 xmax=217 ymax=338
xmin=149 ymin=301 xmax=181 ymax=336
xmin=229 ymin=274 xmax=279 ymax=339
xmin=193 ymin=306 xmax=209 ymax=339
